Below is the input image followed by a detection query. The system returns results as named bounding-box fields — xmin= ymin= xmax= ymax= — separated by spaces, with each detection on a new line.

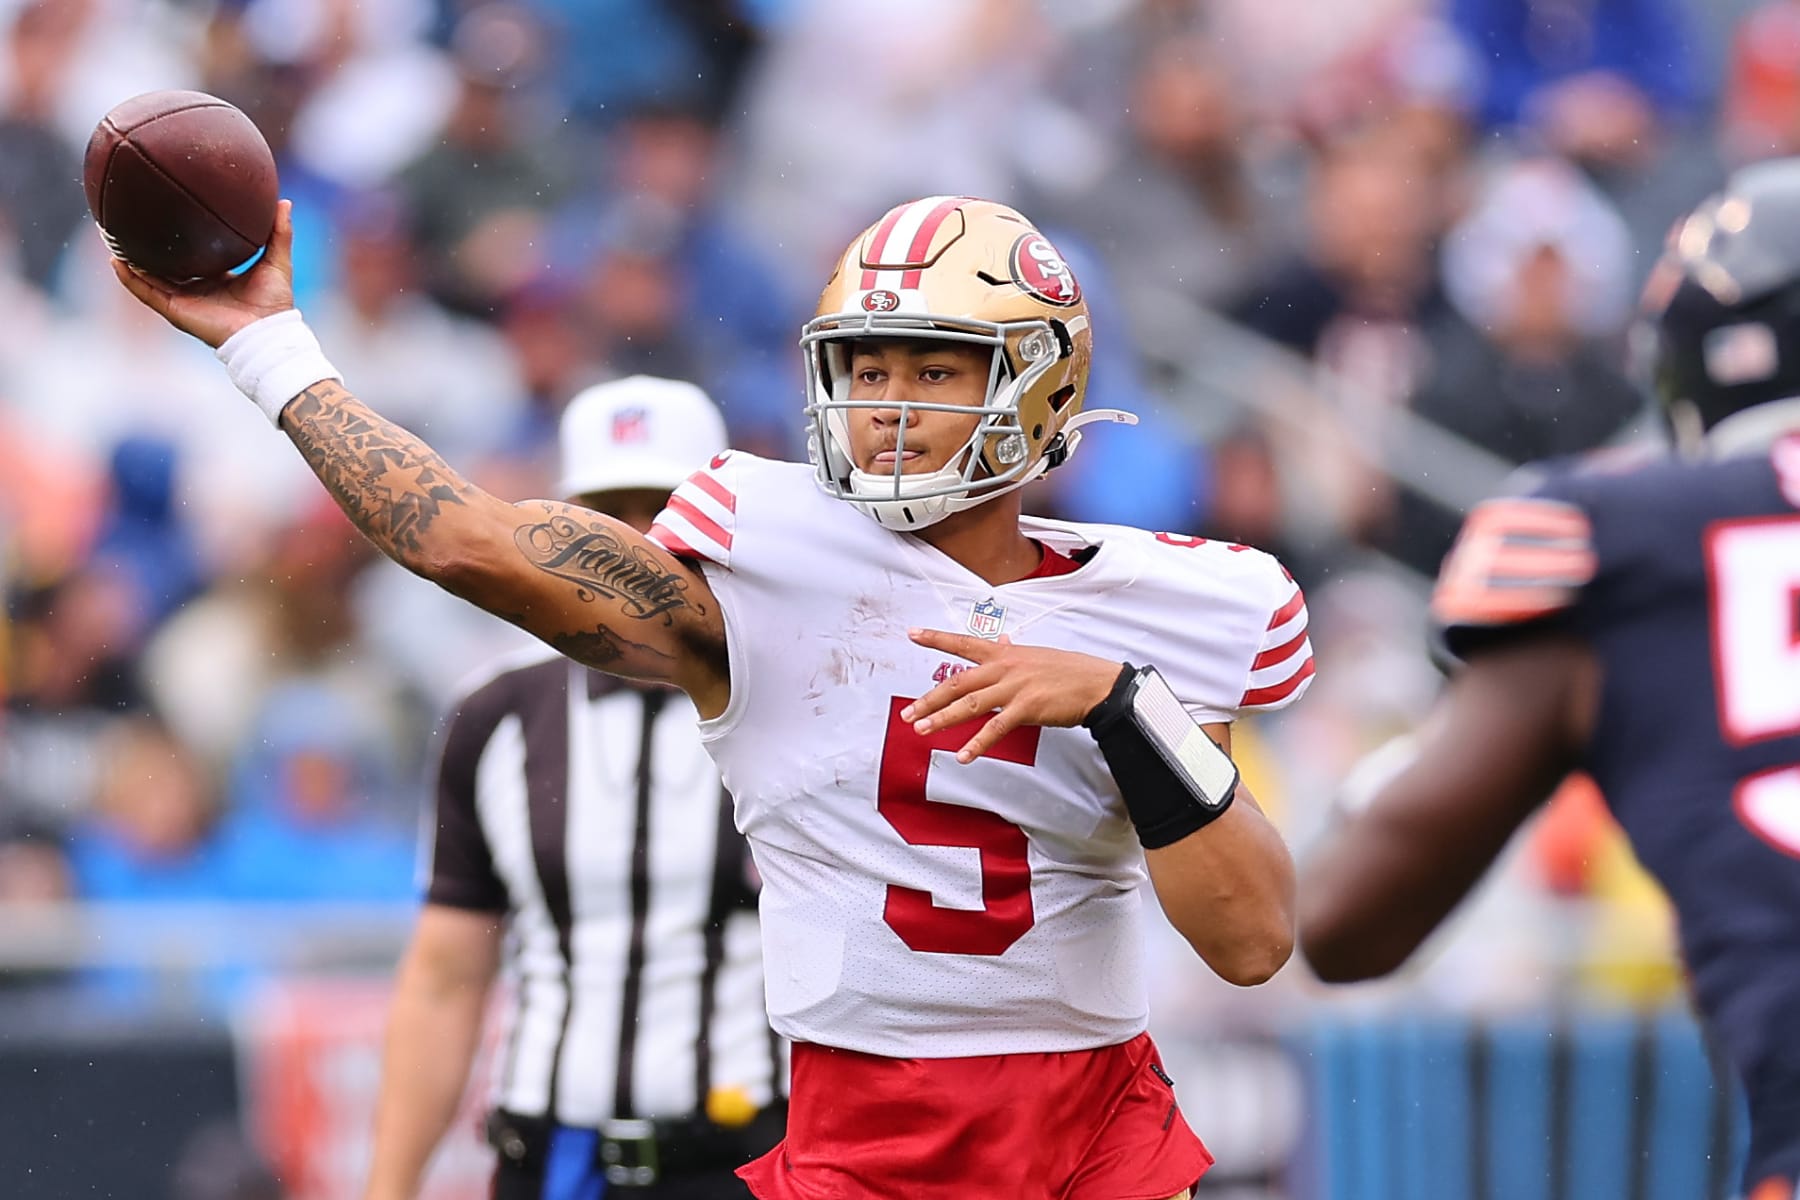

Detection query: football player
xmin=1299 ymin=160 xmax=1800 ymax=1200
xmin=112 ymin=195 xmax=1312 ymax=1199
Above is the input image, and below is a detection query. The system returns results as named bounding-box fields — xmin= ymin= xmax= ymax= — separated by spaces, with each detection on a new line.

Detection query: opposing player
xmin=1299 ymin=160 xmax=1800 ymax=1200
xmin=113 ymin=195 xmax=1311 ymax=1200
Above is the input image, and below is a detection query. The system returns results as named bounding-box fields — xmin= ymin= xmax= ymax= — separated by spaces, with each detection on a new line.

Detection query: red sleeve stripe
xmin=692 ymin=470 xmax=737 ymax=514
xmin=1267 ymin=587 xmax=1306 ymax=630
xmin=1241 ymin=656 xmax=1315 ymax=708
xmin=666 ymin=494 xmax=732 ymax=551
xmin=1252 ymin=627 xmax=1309 ymax=672
xmin=647 ymin=523 xmax=701 ymax=560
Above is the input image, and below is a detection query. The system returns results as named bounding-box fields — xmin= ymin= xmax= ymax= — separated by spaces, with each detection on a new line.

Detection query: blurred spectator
xmin=12 ymin=233 xmax=323 ymax=566
xmin=306 ymin=193 xmax=531 ymax=463
xmin=1449 ymin=0 xmax=1708 ymax=150
xmin=58 ymin=719 xmax=267 ymax=1019
xmin=559 ymin=105 xmax=804 ymax=454
xmin=1388 ymin=157 xmax=1643 ymax=573
xmin=1227 ymin=133 xmax=1450 ymax=546
xmin=1229 ymin=133 xmax=1446 ymax=365
xmin=1450 ymin=0 xmax=1724 ymax=263
xmin=1029 ymin=32 xmax=1300 ymax=309
xmin=0 ymin=0 xmax=198 ymax=157
xmin=1202 ymin=0 xmax=1426 ymax=124
xmin=520 ymin=0 xmax=758 ymax=127
xmin=1291 ymin=15 xmax=1480 ymax=192
xmin=139 ymin=502 xmax=417 ymax=783
xmin=496 ymin=280 xmax=606 ymax=425
xmin=1032 ymin=233 xmax=1211 ymax=532
xmin=3 ymin=566 xmax=145 ymax=826
xmin=1724 ymin=0 xmax=1800 ymax=163
xmin=0 ymin=817 xmax=70 ymax=905
xmin=249 ymin=0 xmax=459 ymax=192
xmin=0 ymin=1 xmax=87 ymax=290
xmin=1200 ymin=424 xmax=1313 ymax=580
xmin=219 ymin=682 xmax=415 ymax=904
xmin=0 ymin=817 xmax=75 ymax=998
xmin=65 ymin=717 xmax=227 ymax=903
xmin=88 ymin=435 xmax=207 ymax=636
xmin=1439 ymin=157 xmax=1637 ymax=341
xmin=727 ymin=0 xmax=1052 ymax=287
xmin=0 ymin=407 xmax=103 ymax=586
xmin=395 ymin=3 xmax=567 ymax=315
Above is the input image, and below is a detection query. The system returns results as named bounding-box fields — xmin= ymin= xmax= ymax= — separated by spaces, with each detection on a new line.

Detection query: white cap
xmin=556 ymin=375 xmax=728 ymax=498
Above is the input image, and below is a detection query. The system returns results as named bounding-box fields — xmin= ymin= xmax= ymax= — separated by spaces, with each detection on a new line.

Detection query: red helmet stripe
xmin=899 ymin=196 xmax=966 ymax=289
xmin=860 ymin=203 xmax=910 ymax=290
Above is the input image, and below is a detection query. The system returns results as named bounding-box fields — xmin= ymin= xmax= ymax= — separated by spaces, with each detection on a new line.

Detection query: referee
xmin=364 ymin=378 xmax=785 ymax=1200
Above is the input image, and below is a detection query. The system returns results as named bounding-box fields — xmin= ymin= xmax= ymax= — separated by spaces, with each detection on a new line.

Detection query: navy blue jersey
xmin=1435 ymin=435 xmax=1800 ymax=1183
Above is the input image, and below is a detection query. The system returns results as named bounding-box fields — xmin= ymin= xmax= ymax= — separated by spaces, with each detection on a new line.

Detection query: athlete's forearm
xmin=278 ymin=381 xmax=709 ymax=684
xmin=364 ymin=921 xmax=499 ymax=1200
xmin=1145 ymin=788 xmax=1296 ymax=986
xmin=281 ymin=380 xmax=495 ymax=574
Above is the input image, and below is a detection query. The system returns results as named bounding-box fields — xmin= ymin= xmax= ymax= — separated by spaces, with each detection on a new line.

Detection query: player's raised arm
xmin=109 ymin=201 xmax=728 ymax=710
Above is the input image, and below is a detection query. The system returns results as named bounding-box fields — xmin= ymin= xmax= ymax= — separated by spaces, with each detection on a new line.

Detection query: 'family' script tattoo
xmin=515 ymin=510 xmax=690 ymax=623
xmin=283 ymin=382 xmax=473 ymax=560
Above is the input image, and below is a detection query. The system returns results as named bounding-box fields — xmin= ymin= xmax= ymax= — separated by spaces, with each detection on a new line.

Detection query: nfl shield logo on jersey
xmin=967 ymin=597 xmax=1006 ymax=639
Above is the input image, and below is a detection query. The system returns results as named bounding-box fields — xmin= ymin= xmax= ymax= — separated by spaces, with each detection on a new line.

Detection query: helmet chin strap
xmin=846 ymin=409 xmax=1139 ymax=532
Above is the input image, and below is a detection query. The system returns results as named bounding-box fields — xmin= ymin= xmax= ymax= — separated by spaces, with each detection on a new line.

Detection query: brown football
xmin=83 ymin=90 xmax=278 ymax=281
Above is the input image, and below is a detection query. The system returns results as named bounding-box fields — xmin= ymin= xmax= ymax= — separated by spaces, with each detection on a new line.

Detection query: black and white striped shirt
xmin=425 ymin=649 xmax=783 ymax=1126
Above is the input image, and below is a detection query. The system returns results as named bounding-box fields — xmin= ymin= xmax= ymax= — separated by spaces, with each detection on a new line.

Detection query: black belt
xmin=486 ymin=1102 xmax=787 ymax=1188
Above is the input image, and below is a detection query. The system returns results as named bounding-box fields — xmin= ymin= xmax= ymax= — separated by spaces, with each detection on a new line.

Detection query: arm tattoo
xmin=282 ymin=382 xmax=474 ymax=561
xmin=514 ymin=508 xmax=691 ymax=624
xmin=280 ymin=386 xmax=710 ymax=681
xmin=550 ymin=627 xmax=677 ymax=679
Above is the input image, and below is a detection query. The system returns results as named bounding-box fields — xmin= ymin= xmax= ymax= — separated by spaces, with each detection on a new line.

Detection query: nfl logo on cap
xmin=611 ymin=406 xmax=650 ymax=444
xmin=967 ymin=597 xmax=1006 ymax=640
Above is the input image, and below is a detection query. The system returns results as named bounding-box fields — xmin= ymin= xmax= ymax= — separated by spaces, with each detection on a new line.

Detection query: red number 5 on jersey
xmin=1706 ymin=515 xmax=1800 ymax=856
xmin=878 ymin=697 xmax=1041 ymax=955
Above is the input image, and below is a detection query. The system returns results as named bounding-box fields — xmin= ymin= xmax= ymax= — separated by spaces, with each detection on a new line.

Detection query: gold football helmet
xmin=802 ymin=196 xmax=1132 ymax=531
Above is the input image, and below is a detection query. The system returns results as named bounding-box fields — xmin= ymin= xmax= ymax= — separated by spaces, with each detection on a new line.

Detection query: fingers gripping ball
xmin=83 ymin=90 xmax=278 ymax=281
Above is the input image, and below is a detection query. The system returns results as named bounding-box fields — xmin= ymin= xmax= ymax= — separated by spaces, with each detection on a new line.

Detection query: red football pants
xmin=738 ymin=1031 xmax=1211 ymax=1200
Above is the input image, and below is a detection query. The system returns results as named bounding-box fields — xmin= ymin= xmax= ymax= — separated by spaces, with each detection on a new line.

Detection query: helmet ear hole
xmin=1048 ymin=386 xmax=1075 ymax=413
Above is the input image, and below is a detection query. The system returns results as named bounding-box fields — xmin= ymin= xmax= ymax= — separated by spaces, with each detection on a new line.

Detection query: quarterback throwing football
xmin=113 ymin=195 xmax=1311 ymax=1199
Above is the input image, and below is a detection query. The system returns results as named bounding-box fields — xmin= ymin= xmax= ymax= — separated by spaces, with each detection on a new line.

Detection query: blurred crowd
xmin=0 ymin=0 xmax=1782 ymax=1019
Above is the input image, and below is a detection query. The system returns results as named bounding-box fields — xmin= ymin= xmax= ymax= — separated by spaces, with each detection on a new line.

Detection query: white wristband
xmin=214 ymin=309 xmax=341 ymax=425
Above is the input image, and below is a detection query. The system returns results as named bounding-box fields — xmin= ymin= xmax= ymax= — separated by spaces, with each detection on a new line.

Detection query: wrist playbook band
xmin=1083 ymin=663 xmax=1239 ymax=849
xmin=215 ymin=309 xmax=341 ymax=425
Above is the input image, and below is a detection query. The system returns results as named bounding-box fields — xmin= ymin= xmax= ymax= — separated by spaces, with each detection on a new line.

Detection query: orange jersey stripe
xmin=1433 ymin=497 xmax=1596 ymax=627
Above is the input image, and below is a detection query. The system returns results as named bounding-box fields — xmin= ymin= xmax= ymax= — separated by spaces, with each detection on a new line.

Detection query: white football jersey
xmin=649 ymin=453 xmax=1312 ymax=1058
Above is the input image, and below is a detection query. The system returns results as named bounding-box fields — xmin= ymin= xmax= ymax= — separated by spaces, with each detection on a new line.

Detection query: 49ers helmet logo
xmin=862 ymin=289 xmax=901 ymax=312
xmin=1009 ymin=233 xmax=1081 ymax=307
